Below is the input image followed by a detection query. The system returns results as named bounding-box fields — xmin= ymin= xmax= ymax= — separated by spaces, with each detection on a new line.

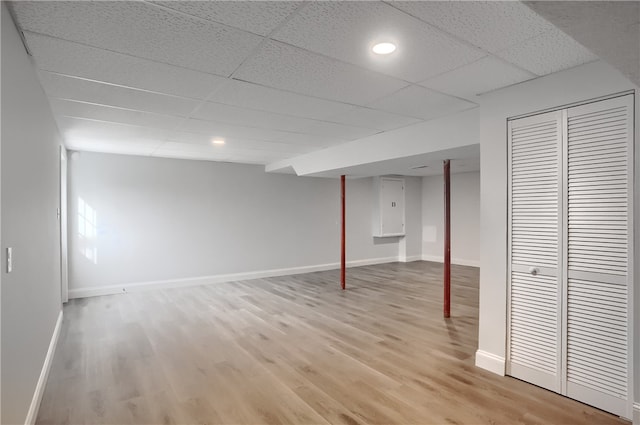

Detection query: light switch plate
xmin=7 ymin=247 xmax=12 ymax=273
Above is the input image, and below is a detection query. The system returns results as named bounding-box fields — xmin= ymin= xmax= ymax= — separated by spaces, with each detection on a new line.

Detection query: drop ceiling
xmin=8 ymin=1 xmax=598 ymax=168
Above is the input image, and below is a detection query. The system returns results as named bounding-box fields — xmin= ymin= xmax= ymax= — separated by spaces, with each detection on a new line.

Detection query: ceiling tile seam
xmin=380 ymin=2 xmax=491 ymax=55
xmin=233 ymin=38 xmax=480 ymax=109
xmin=262 ymin=37 xmax=421 ymax=87
xmin=227 ymin=1 xmax=310 ymax=80
xmin=491 ymin=28 xmax=596 ymax=76
xmin=170 ymin=90 xmax=384 ymax=143
xmin=417 ymin=53 xmax=537 ymax=88
xmin=474 ymin=75 xmax=545 ymax=98
xmin=361 ymin=83 xmax=478 ymax=119
xmin=228 ymin=76 xmax=366 ymax=109
xmin=159 ymin=143 xmax=309 ymax=155
xmin=381 ymin=0 xmax=557 ymax=77
xmin=197 ymin=98 xmax=403 ymax=132
xmin=21 ymin=30 xmax=231 ymax=81
xmin=37 ymin=70 xmax=218 ymax=104
xmin=173 ymin=2 xmax=312 ymax=135
xmin=56 ymin=109 xmax=354 ymax=148
xmin=45 ymin=97 xmax=196 ymax=122
xmin=53 ymin=103 xmax=357 ymax=146
xmin=46 ymin=96 xmax=195 ymax=122
xmin=55 ymin=114 xmax=182 ymax=131
xmin=141 ymin=0 xmax=274 ymax=39
xmin=46 ymin=76 xmax=412 ymax=136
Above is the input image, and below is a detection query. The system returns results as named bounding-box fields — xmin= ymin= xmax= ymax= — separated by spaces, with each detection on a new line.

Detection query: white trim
xmin=399 ymin=255 xmax=422 ymax=263
xmin=25 ymin=310 xmax=63 ymax=425
xmin=421 ymin=254 xmax=480 ymax=268
xmin=475 ymin=350 xmax=505 ymax=376
xmin=633 ymin=402 xmax=640 ymax=425
xmin=68 ymin=256 xmax=400 ymax=299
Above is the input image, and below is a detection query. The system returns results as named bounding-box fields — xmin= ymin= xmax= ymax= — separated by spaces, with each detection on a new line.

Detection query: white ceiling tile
xmin=324 ymin=106 xmax=421 ymax=131
xmin=154 ymin=142 xmax=294 ymax=164
xmin=38 ymin=71 xmax=200 ymax=117
xmin=151 ymin=142 xmax=231 ymax=161
xmin=179 ymin=118 xmax=290 ymax=143
xmin=57 ymin=116 xmax=172 ymax=143
xmin=494 ymin=28 xmax=599 ymax=76
xmin=273 ymin=2 xmax=484 ymax=82
xmin=24 ymin=32 xmax=227 ymax=100
xmin=50 ymin=99 xmax=185 ymax=131
xmin=194 ymin=101 xmax=376 ymax=140
xmin=10 ymin=1 xmax=263 ymax=76
xmin=192 ymin=101 xmax=315 ymax=133
xmin=166 ymin=132 xmax=314 ymax=155
xmin=67 ymin=138 xmax=159 ymax=157
xmin=234 ymin=40 xmax=408 ymax=105
xmin=271 ymin=133 xmax=347 ymax=148
xmin=151 ymin=1 xmax=302 ymax=36
xmin=421 ymin=56 xmax=536 ymax=100
xmin=210 ymin=79 xmax=353 ymax=120
xmin=58 ymin=117 xmax=166 ymax=155
xmin=369 ymin=85 xmax=477 ymax=120
xmin=290 ymin=121 xmax=379 ymax=141
xmin=391 ymin=1 xmax=556 ymax=54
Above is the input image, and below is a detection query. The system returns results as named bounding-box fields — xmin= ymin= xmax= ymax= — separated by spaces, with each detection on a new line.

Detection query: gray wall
xmin=1 ymin=4 xmax=63 ymax=424
xmin=422 ymin=171 xmax=480 ymax=266
xmin=68 ymin=152 xmax=407 ymax=294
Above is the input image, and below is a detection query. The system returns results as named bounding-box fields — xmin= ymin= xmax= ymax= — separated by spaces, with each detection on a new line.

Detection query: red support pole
xmin=443 ymin=160 xmax=451 ymax=318
xmin=341 ymin=175 xmax=346 ymax=290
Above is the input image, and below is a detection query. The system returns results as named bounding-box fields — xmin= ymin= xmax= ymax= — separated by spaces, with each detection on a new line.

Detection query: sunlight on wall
xmin=78 ymin=197 xmax=98 ymax=264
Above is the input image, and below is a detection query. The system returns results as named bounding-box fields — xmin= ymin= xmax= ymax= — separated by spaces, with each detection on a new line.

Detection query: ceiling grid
xmin=7 ymin=1 xmax=601 ymax=170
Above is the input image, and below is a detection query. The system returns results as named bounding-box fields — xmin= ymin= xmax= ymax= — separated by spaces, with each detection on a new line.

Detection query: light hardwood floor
xmin=37 ymin=262 xmax=627 ymax=425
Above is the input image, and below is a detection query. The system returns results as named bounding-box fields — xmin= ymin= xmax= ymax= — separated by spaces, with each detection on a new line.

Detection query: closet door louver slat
xmin=507 ymin=111 xmax=562 ymax=392
xmin=565 ymin=95 xmax=632 ymax=417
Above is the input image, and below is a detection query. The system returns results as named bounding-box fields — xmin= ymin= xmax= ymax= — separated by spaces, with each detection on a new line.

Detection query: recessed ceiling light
xmin=372 ymin=42 xmax=396 ymax=55
xmin=212 ymin=139 xmax=225 ymax=145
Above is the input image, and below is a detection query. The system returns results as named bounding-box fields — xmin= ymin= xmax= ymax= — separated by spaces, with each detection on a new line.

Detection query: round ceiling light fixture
xmin=212 ymin=138 xmax=225 ymax=145
xmin=372 ymin=42 xmax=396 ymax=55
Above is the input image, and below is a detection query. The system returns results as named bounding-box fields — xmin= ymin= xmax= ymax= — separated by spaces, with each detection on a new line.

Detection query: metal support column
xmin=341 ymin=175 xmax=346 ymax=290
xmin=443 ymin=160 xmax=451 ymax=318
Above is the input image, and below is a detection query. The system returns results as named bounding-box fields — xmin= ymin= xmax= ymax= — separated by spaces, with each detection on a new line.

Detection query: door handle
xmin=529 ymin=267 xmax=539 ymax=276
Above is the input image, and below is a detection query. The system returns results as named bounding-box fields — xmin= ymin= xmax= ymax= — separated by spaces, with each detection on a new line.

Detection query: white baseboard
xmin=399 ymin=255 xmax=422 ymax=263
xmin=475 ymin=349 xmax=505 ymax=376
xmin=421 ymin=254 xmax=480 ymax=268
xmin=25 ymin=310 xmax=63 ymax=425
xmin=633 ymin=402 xmax=640 ymax=424
xmin=69 ymin=256 xmax=400 ymax=299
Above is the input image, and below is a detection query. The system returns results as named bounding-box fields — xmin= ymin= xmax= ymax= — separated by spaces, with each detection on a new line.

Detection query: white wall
xmin=400 ymin=176 xmax=423 ymax=262
xmin=67 ymin=152 xmax=419 ymax=297
xmin=477 ymin=60 xmax=639 ymax=419
xmin=1 ymin=5 xmax=63 ymax=424
xmin=421 ymin=171 xmax=480 ymax=267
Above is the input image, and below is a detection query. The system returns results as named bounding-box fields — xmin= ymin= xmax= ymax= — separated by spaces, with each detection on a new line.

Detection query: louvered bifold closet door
xmin=507 ymin=110 xmax=563 ymax=392
xmin=565 ymin=94 xmax=633 ymax=417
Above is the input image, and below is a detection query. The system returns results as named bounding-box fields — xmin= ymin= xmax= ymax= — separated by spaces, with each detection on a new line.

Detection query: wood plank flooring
xmin=36 ymin=261 xmax=627 ymax=425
